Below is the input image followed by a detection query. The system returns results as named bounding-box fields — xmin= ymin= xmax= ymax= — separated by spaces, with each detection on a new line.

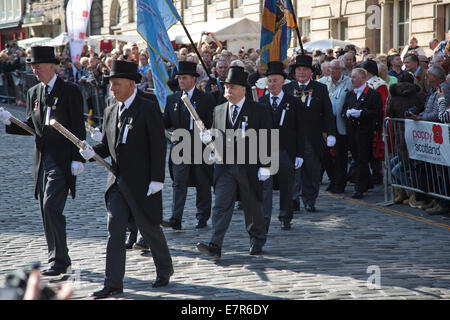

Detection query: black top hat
xmin=266 ymin=61 xmax=287 ymax=78
xmin=360 ymin=59 xmax=379 ymax=76
xmin=176 ymin=61 xmax=200 ymax=77
xmin=291 ymin=54 xmax=313 ymax=70
xmin=26 ymin=46 xmax=59 ymax=64
xmin=104 ymin=60 xmax=141 ymax=83
xmin=224 ymin=66 xmax=248 ymax=87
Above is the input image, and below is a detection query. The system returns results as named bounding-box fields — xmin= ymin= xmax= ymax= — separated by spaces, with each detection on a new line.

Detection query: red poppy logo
xmin=433 ymin=124 xmax=443 ymax=144
xmin=82 ymin=10 xmax=88 ymax=18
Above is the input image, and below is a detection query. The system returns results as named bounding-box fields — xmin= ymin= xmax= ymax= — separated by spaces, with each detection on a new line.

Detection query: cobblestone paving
xmin=1 ymin=104 xmax=449 ymax=300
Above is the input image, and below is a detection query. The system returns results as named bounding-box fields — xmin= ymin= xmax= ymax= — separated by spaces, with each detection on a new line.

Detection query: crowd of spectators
xmin=1 ymin=32 xmax=450 ymax=214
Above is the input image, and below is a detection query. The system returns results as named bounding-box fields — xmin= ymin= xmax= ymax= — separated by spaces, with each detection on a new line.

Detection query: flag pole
xmin=287 ymin=0 xmax=304 ymax=55
xmin=179 ymin=20 xmax=214 ymax=82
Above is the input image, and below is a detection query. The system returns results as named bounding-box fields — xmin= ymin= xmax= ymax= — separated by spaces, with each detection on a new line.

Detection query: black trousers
xmin=104 ymin=180 xmax=173 ymax=289
xmin=334 ymin=133 xmax=349 ymax=190
xmin=37 ymin=153 xmax=71 ymax=270
xmin=347 ymin=126 xmax=373 ymax=193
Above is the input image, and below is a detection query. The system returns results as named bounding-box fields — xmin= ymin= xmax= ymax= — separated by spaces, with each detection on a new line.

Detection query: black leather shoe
xmin=41 ymin=265 xmax=71 ymax=276
xmin=352 ymin=191 xmax=364 ymax=199
xmin=133 ymin=237 xmax=149 ymax=250
xmin=280 ymin=220 xmax=291 ymax=230
xmin=162 ymin=217 xmax=182 ymax=230
xmin=305 ymin=204 xmax=316 ymax=212
xmin=91 ymin=287 xmax=123 ymax=299
xmin=249 ymin=244 xmax=263 ymax=255
xmin=197 ymin=242 xmax=221 ymax=259
xmin=331 ymin=187 xmax=345 ymax=194
xmin=292 ymin=200 xmax=300 ymax=212
xmin=195 ymin=219 xmax=207 ymax=229
xmin=152 ymin=270 xmax=174 ymax=288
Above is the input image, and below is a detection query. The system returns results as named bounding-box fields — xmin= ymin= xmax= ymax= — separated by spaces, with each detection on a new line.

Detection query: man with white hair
xmin=248 ymin=58 xmax=267 ymax=87
xmin=318 ymin=59 xmax=352 ymax=193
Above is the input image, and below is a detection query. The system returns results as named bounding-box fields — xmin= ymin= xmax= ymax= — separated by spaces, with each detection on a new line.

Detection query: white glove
xmin=71 ymin=161 xmax=84 ymax=176
xmin=199 ymin=129 xmax=212 ymax=144
xmin=327 ymin=135 xmax=336 ymax=147
xmin=79 ymin=141 xmax=95 ymax=160
xmin=91 ymin=127 xmax=103 ymax=142
xmin=346 ymin=109 xmax=353 ymax=118
xmin=295 ymin=157 xmax=304 ymax=169
xmin=0 ymin=108 xmax=11 ymax=125
xmin=350 ymin=109 xmax=362 ymax=118
xmin=257 ymin=168 xmax=271 ymax=181
xmin=147 ymin=181 xmax=164 ymax=196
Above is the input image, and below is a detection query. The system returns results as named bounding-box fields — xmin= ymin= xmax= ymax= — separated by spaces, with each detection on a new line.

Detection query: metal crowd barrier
xmin=77 ymin=81 xmax=107 ymax=126
xmin=383 ymin=117 xmax=450 ymax=205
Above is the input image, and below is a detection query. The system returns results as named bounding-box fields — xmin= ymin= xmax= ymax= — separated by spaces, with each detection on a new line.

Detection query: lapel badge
xmin=285 ymin=103 xmax=290 ymax=111
xmin=301 ymin=92 xmax=307 ymax=103
xmin=34 ymin=100 xmax=39 ymax=112
xmin=52 ymin=97 xmax=58 ymax=110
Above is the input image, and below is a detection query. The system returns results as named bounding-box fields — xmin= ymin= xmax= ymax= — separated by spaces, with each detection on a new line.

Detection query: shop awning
xmin=167 ymin=17 xmax=260 ymax=44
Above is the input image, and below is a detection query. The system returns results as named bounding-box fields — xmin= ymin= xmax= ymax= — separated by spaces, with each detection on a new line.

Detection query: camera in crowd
xmin=0 ymin=262 xmax=56 ymax=300
xmin=404 ymin=105 xmax=418 ymax=117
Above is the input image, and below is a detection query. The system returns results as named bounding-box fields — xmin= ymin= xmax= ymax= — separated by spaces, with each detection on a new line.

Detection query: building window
xmin=115 ymin=4 xmax=121 ymax=26
xmin=234 ymin=0 xmax=243 ymax=8
xmin=184 ymin=0 xmax=192 ymax=9
xmin=0 ymin=0 xmax=5 ymax=22
xmin=338 ymin=19 xmax=348 ymax=41
xmin=300 ymin=18 xmax=311 ymax=38
xmin=397 ymin=0 xmax=410 ymax=48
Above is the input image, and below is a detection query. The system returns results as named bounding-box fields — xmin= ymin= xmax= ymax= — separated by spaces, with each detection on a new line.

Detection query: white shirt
xmin=228 ymin=96 xmax=246 ymax=125
xmin=119 ymin=88 xmax=137 ymax=116
xmin=298 ymin=80 xmax=310 ymax=89
xmin=42 ymin=73 xmax=57 ymax=95
xmin=269 ymin=90 xmax=284 ymax=109
xmin=353 ymin=83 xmax=367 ymax=100
xmin=182 ymin=86 xmax=196 ymax=100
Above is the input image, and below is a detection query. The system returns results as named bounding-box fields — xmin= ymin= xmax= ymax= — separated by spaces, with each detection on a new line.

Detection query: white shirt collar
xmin=182 ymin=86 xmax=196 ymax=100
xmin=120 ymin=88 xmax=138 ymax=114
xmin=298 ymin=80 xmax=310 ymax=88
xmin=354 ymin=83 xmax=367 ymax=97
xmin=228 ymin=96 xmax=246 ymax=123
xmin=269 ymin=90 xmax=284 ymax=105
xmin=43 ymin=73 xmax=57 ymax=93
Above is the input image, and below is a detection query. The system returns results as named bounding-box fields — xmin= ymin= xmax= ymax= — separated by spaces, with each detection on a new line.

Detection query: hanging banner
xmin=66 ymin=0 xmax=93 ymax=62
xmin=404 ymin=119 xmax=450 ymax=166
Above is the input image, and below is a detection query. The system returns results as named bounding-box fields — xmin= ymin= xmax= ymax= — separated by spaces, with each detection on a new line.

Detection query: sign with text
xmin=404 ymin=119 xmax=450 ymax=166
xmin=66 ymin=0 xmax=92 ymax=63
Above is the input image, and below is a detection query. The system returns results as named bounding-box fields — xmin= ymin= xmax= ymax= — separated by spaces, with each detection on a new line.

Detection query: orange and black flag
xmin=260 ymin=0 xmax=296 ymax=67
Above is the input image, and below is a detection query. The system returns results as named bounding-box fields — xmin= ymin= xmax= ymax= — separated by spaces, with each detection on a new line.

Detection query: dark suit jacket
xmin=93 ymin=94 xmax=166 ymax=225
xmin=163 ymin=88 xmax=215 ymax=185
xmin=6 ymin=76 xmax=85 ymax=199
xmin=341 ymin=85 xmax=383 ymax=134
xmin=283 ymin=79 xmax=335 ymax=160
xmin=212 ymin=98 xmax=273 ymax=201
xmin=259 ymin=92 xmax=304 ymax=161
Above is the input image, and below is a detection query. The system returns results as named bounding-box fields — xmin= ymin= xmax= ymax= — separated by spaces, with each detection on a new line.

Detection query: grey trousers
xmin=263 ymin=150 xmax=295 ymax=230
xmin=37 ymin=153 xmax=71 ymax=270
xmin=210 ymin=165 xmax=266 ymax=249
xmin=104 ymin=181 xmax=173 ymax=289
xmin=171 ymin=163 xmax=211 ymax=222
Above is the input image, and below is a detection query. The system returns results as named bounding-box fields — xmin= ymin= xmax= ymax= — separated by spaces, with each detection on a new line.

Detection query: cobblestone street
xmin=1 ymin=104 xmax=449 ymax=301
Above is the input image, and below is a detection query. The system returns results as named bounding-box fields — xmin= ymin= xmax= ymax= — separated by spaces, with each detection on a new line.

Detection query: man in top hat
xmin=162 ymin=61 xmax=215 ymax=230
xmin=0 ymin=46 xmax=86 ymax=276
xmin=360 ymin=59 xmax=388 ymax=186
xmin=341 ymin=68 xmax=383 ymax=199
xmin=196 ymin=66 xmax=273 ymax=259
xmin=79 ymin=60 xmax=173 ymax=298
xmin=259 ymin=61 xmax=305 ymax=231
xmin=283 ymin=55 xmax=336 ymax=212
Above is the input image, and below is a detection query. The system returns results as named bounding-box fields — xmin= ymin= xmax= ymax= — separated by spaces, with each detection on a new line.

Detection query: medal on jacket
xmin=34 ymin=99 xmax=39 ymax=112
xmin=301 ymin=92 xmax=307 ymax=103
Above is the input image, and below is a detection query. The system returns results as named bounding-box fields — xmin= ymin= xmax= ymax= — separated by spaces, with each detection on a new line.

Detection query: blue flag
xmin=260 ymin=0 xmax=294 ymax=67
xmin=137 ymin=0 xmax=181 ymax=110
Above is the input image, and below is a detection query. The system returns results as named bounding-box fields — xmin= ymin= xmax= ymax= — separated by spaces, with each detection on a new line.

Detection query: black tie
xmin=118 ymin=103 xmax=127 ymax=127
xmin=299 ymin=84 xmax=306 ymax=91
xmin=231 ymin=105 xmax=238 ymax=123
xmin=271 ymin=96 xmax=278 ymax=111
